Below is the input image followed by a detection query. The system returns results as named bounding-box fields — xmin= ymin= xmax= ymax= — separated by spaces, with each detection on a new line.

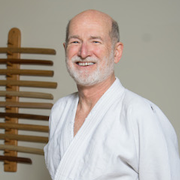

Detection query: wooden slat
xmin=0 ymin=69 xmax=54 ymax=76
xmin=0 ymin=145 xmax=44 ymax=155
xmin=0 ymin=80 xmax=57 ymax=88
xmin=0 ymin=155 xmax=32 ymax=164
xmin=0 ymin=123 xmax=49 ymax=132
xmin=0 ymin=90 xmax=53 ymax=99
xmin=0 ymin=102 xmax=53 ymax=109
xmin=0 ymin=112 xmax=49 ymax=121
xmin=0 ymin=47 xmax=56 ymax=55
xmin=0 ymin=133 xmax=48 ymax=143
xmin=0 ymin=59 xmax=53 ymax=65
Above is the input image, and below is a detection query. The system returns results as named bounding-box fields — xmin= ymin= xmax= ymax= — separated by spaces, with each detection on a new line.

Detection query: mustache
xmin=70 ymin=56 xmax=99 ymax=63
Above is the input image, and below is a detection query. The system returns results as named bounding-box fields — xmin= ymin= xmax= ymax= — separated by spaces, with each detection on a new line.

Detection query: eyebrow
xmin=90 ymin=36 xmax=103 ymax=41
xmin=68 ymin=35 xmax=103 ymax=42
xmin=68 ymin=35 xmax=80 ymax=42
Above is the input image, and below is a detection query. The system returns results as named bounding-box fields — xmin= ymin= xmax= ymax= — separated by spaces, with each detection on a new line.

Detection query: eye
xmin=93 ymin=41 xmax=100 ymax=44
xmin=71 ymin=41 xmax=79 ymax=44
xmin=93 ymin=41 xmax=101 ymax=44
xmin=68 ymin=39 xmax=80 ymax=45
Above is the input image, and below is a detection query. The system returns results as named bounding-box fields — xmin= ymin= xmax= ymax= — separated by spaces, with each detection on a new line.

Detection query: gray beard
xmin=66 ymin=51 xmax=114 ymax=86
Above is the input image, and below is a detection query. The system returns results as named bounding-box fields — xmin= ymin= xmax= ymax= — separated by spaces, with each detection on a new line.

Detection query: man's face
xmin=65 ymin=14 xmax=115 ymax=86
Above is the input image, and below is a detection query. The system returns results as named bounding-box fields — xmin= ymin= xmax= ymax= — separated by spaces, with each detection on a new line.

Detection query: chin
xmin=67 ymin=61 xmax=115 ymax=87
xmin=72 ymin=72 xmax=114 ymax=87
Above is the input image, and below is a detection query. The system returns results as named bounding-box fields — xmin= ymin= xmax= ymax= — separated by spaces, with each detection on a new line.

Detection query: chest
xmin=74 ymin=109 xmax=89 ymax=136
xmin=61 ymin=110 xmax=139 ymax=179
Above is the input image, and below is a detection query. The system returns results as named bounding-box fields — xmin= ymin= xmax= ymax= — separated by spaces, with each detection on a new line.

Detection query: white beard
xmin=66 ymin=50 xmax=114 ymax=86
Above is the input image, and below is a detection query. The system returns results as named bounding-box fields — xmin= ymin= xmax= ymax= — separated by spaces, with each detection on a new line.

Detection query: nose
xmin=78 ymin=42 xmax=91 ymax=59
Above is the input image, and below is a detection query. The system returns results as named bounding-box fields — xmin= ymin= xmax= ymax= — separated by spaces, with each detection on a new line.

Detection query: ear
xmin=114 ymin=42 xmax=123 ymax=64
xmin=63 ymin=42 xmax=66 ymax=49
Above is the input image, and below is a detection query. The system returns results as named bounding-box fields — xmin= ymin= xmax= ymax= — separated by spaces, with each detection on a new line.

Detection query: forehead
xmin=68 ymin=13 xmax=112 ymax=38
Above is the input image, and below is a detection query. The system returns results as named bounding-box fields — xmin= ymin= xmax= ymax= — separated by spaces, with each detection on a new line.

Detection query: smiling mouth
xmin=77 ymin=62 xmax=95 ymax=66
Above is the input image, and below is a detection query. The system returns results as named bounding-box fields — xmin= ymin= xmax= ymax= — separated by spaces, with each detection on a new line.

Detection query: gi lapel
xmin=54 ymin=78 xmax=125 ymax=180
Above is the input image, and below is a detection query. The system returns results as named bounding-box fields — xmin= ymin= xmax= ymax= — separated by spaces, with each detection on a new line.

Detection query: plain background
xmin=0 ymin=0 xmax=179 ymax=179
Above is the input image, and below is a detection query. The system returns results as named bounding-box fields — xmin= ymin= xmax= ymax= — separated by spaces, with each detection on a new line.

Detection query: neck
xmin=76 ymin=75 xmax=116 ymax=113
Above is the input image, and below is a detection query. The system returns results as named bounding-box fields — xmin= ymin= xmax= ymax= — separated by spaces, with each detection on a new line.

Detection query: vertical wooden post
xmin=4 ymin=28 xmax=21 ymax=172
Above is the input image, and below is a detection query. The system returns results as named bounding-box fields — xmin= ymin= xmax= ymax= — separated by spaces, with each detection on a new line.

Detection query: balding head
xmin=63 ymin=9 xmax=123 ymax=87
xmin=65 ymin=10 xmax=119 ymax=46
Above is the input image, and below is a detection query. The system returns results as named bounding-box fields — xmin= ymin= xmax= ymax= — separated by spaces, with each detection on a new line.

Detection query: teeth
xmin=78 ymin=62 xmax=94 ymax=66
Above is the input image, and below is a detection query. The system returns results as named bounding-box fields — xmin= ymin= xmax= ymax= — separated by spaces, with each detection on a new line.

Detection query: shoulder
xmin=51 ymin=92 xmax=78 ymax=113
xmin=122 ymin=89 xmax=177 ymax=141
xmin=121 ymin=89 xmax=170 ymax=130
xmin=122 ymin=89 xmax=156 ymax=114
xmin=48 ymin=92 xmax=78 ymax=131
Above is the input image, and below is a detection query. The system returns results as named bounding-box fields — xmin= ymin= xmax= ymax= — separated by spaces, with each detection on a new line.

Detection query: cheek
xmin=93 ymin=48 xmax=106 ymax=59
xmin=93 ymin=45 xmax=112 ymax=58
xmin=66 ymin=46 xmax=79 ymax=58
xmin=66 ymin=59 xmax=74 ymax=70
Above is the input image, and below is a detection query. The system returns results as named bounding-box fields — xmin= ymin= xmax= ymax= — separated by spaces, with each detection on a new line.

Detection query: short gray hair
xmin=65 ymin=20 xmax=71 ymax=45
xmin=110 ymin=19 xmax=120 ymax=44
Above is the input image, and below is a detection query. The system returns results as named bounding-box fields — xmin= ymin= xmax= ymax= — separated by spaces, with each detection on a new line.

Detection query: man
xmin=44 ymin=10 xmax=180 ymax=180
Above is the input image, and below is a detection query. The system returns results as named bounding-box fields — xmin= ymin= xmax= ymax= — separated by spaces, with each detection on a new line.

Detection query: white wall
xmin=0 ymin=0 xmax=179 ymax=179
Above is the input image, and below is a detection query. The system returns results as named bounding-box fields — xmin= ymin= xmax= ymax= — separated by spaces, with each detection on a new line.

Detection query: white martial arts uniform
xmin=44 ymin=78 xmax=180 ymax=180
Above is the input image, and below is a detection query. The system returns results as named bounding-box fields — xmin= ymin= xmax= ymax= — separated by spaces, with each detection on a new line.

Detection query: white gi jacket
xmin=44 ymin=78 xmax=180 ymax=180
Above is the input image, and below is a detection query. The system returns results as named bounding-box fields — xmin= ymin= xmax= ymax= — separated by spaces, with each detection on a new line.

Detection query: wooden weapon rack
xmin=0 ymin=28 xmax=57 ymax=172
